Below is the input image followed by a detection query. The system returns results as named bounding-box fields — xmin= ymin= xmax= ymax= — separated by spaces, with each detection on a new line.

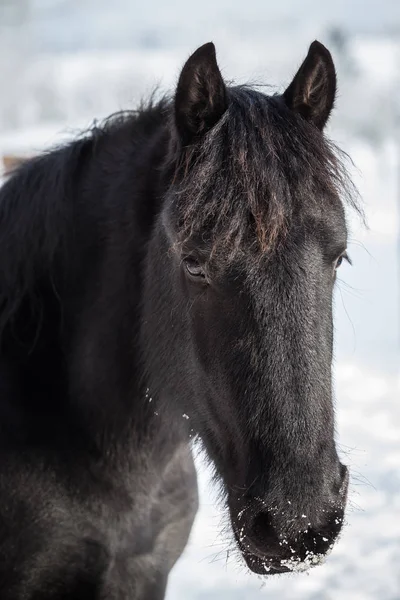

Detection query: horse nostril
xmin=245 ymin=503 xmax=345 ymax=558
xmin=248 ymin=511 xmax=281 ymax=556
xmin=303 ymin=525 xmax=332 ymax=553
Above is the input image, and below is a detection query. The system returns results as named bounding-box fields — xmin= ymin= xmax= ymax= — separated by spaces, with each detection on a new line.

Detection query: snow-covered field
xmin=0 ymin=2 xmax=399 ymax=598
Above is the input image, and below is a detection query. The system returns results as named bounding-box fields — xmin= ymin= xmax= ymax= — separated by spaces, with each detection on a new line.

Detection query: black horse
xmin=0 ymin=40 xmax=355 ymax=598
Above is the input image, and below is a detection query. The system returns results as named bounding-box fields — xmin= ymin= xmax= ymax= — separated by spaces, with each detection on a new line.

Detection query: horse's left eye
xmin=335 ymin=256 xmax=343 ymax=269
xmin=334 ymin=252 xmax=350 ymax=270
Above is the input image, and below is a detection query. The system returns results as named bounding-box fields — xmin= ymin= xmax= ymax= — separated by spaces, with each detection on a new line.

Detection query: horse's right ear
xmin=175 ymin=42 xmax=227 ymax=145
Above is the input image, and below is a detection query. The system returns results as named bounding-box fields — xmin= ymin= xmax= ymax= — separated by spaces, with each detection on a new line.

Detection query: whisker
xmin=337 ymin=286 xmax=357 ymax=351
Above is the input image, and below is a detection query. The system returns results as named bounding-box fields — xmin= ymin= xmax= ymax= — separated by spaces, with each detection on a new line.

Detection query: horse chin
xmin=242 ymin=552 xmax=291 ymax=575
xmin=240 ymin=543 xmax=328 ymax=576
xmin=233 ymin=529 xmax=289 ymax=575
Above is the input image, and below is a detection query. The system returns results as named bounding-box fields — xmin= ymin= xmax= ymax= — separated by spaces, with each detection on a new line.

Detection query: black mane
xmin=0 ymin=98 xmax=169 ymax=337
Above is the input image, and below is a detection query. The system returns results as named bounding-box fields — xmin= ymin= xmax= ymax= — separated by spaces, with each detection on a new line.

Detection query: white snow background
xmin=0 ymin=1 xmax=399 ymax=598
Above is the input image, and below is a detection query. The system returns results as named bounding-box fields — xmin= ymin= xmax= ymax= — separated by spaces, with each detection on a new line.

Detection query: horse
xmin=0 ymin=40 xmax=356 ymax=598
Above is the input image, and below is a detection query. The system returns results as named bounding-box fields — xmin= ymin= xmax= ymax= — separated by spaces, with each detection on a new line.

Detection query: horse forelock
xmin=168 ymin=86 xmax=359 ymax=260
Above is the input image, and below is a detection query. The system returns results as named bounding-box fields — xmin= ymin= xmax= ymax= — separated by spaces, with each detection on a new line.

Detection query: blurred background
xmin=0 ymin=1 xmax=399 ymax=598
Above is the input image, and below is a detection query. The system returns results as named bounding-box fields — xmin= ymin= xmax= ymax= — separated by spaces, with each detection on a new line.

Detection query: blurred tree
xmin=0 ymin=0 xmax=30 ymax=28
xmin=327 ymin=26 xmax=358 ymax=77
xmin=0 ymin=0 xmax=32 ymax=130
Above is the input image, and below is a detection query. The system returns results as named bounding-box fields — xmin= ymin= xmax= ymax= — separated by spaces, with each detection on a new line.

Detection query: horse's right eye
xmin=184 ymin=258 xmax=205 ymax=279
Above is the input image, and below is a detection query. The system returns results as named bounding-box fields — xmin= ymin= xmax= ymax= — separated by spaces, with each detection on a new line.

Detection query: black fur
xmin=0 ymin=41 xmax=356 ymax=596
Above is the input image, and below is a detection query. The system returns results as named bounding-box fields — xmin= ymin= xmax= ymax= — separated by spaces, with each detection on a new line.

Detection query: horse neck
xmin=62 ymin=120 xmax=186 ymax=459
xmin=0 ymin=112 xmax=185 ymax=464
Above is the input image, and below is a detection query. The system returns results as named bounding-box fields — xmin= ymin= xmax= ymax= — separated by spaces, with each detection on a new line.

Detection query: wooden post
xmin=2 ymin=154 xmax=29 ymax=174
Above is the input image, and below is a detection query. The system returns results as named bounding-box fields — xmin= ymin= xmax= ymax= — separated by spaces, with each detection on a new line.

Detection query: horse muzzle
xmin=230 ymin=464 xmax=349 ymax=575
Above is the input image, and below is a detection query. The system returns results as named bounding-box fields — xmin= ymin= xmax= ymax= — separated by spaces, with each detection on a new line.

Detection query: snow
xmin=0 ymin=3 xmax=399 ymax=598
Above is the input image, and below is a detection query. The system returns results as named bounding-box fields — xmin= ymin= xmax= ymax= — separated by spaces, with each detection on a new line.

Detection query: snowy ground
xmin=0 ymin=3 xmax=399 ymax=598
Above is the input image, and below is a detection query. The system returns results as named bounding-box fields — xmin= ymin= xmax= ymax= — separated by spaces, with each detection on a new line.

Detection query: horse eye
xmin=184 ymin=258 xmax=205 ymax=279
xmin=334 ymin=252 xmax=350 ymax=270
xmin=335 ymin=256 xmax=343 ymax=269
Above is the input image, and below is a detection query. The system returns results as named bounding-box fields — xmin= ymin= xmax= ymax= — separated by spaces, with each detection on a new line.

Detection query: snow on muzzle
xmin=229 ymin=465 xmax=349 ymax=575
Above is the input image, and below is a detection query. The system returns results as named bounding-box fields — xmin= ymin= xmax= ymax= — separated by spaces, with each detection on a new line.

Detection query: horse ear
xmin=283 ymin=41 xmax=336 ymax=130
xmin=175 ymin=42 xmax=227 ymax=145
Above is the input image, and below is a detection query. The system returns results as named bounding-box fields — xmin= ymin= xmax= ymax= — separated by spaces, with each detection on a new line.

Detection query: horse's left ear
xmin=283 ymin=41 xmax=336 ymax=130
xmin=175 ymin=42 xmax=227 ymax=145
